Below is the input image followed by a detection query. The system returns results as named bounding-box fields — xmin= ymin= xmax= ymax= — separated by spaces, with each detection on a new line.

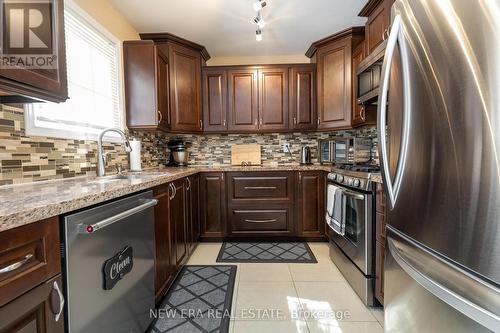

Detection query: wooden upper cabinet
xmin=258 ymin=68 xmax=289 ymax=131
xmin=289 ymin=65 xmax=316 ymax=131
xmin=0 ymin=0 xmax=67 ymax=103
xmin=124 ymin=40 xmax=169 ymax=131
xmin=168 ymin=42 xmax=202 ymax=132
xmin=227 ymin=69 xmax=259 ymax=131
xmin=307 ymin=28 xmax=364 ymax=130
xmin=202 ymin=68 xmax=227 ymax=132
xmin=351 ymin=42 xmax=366 ymax=127
xmin=359 ymin=0 xmax=395 ymax=56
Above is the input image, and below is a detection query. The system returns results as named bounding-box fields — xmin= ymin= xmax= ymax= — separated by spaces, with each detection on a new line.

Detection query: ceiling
xmin=111 ymin=0 xmax=367 ymax=59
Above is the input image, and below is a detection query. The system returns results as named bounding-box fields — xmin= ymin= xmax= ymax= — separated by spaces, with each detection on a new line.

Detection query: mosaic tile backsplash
xmin=0 ymin=103 xmax=377 ymax=186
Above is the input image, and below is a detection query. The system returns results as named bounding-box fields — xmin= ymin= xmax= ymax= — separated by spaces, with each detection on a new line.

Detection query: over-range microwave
xmin=319 ymin=138 xmax=372 ymax=164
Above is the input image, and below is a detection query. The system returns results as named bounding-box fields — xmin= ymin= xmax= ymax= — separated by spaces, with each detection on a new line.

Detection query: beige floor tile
xmin=239 ymin=263 xmax=292 ymax=282
xmin=235 ymin=282 xmax=301 ymax=321
xmin=369 ymin=307 xmax=384 ymax=327
xmin=307 ymin=321 xmax=383 ymax=333
xmin=233 ymin=320 xmax=309 ymax=333
xmin=307 ymin=242 xmax=331 ymax=263
xmin=186 ymin=243 xmax=223 ymax=265
xmin=294 ymin=282 xmax=377 ymax=322
xmin=289 ymin=261 xmax=345 ymax=282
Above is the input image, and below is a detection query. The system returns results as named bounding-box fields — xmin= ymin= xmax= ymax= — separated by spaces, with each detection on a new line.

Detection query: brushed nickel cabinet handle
xmin=186 ymin=177 xmax=191 ymax=191
xmin=0 ymin=254 xmax=33 ymax=274
xmin=244 ymin=219 xmax=277 ymax=223
xmin=157 ymin=110 xmax=163 ymax=124
xmin=360 ymin=105 xmax=366 ymax=121
xmin=244 ymin=186 xmax=277 ymax=190
xmin=53 ymin=280 xmax=65 ymax=322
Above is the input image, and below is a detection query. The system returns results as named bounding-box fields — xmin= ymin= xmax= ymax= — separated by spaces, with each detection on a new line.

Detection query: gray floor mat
xmin=216 ymin=242 xmax=317 ymax=263
xmin=151 ymin=265 xmax=237 ymax=333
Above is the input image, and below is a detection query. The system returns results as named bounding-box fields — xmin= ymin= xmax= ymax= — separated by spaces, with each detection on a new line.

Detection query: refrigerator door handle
xmin=377 ymin=15 xmax=412 ymax=209
xmin=387 ymin=231 xmax=500 ymax=331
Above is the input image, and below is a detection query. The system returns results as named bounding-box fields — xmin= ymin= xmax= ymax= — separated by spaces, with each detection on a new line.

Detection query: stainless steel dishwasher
xmin=62 ymin=191 xmax=157 ymax=333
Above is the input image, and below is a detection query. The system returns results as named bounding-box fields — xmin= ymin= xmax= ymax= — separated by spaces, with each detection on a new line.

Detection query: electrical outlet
xmin=282 ymin=143 xmax=291 ymax=153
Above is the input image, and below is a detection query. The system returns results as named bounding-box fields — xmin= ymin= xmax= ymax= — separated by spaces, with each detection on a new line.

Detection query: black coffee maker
xmin=167 ymin=139 xmax=188 ymax=166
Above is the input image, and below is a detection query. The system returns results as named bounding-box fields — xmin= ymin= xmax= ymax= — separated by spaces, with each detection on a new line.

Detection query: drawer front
xmin=230 ymin=209 xmax=290 ymax=233
xmin=0 ymin=217 xmax=60 ymax=307
xmin=229 ymin=172 xmax=293 ymax=202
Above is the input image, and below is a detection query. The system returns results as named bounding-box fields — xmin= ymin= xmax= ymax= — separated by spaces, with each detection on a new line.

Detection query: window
xmin=25 ymin=1 xmax=123 ymax=141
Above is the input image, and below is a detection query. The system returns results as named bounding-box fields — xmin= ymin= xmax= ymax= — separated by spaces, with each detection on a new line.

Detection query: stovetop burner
xmin=336 ymin=163 xmax=380 ymax=173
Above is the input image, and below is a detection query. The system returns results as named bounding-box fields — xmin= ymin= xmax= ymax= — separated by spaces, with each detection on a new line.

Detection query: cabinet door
xmin=227 ymin=69 xmax=259 ymax=131
xmin=157 ymin=50 xmax=171 ymax=129
xmin=290 ymin=66 xmax=316 ymax=131
xmin=169 ymin=42 xmax=202 ymax=132
xmin=199 ymin=172 xmax=226 ymax=239
xmin=0 ymin=275 xmax=65 ymax=333
xmin=0 ymin=0 xmax=68 ymax=102
xmin=202 ymin=68 xmax=227 ymax=132
xmin=365 ymin=1 xmax=389 ymax=54
xmin=351 ymin=42 xmax=366 ymax=127
xmin=153 ymin=186 xmax=175 ymax=301
xmin=317 ymin=39 xmax=353 ymax=129
xmin=296 ymin=171 xmax=325 ymax=238
xmin=258 ymin=68 xmax=289 ymax=131
xmin=171 ymin=179 xmax=188 ymax=267
xmin=186 ymin=175 xmax=200 ymax=254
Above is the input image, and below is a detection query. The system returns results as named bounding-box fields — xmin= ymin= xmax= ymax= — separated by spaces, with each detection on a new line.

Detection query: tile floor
xmin=187 ymin=242 xmax=384 ymax=333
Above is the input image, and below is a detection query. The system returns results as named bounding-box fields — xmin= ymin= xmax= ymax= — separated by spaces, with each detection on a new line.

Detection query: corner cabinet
xmin=0 ymin=0 xmax=67 ymax=103
xmin=167 ymin=42 xmax=202 ymax=132
xmin=124 ymin=33 xmax=210 ymax=133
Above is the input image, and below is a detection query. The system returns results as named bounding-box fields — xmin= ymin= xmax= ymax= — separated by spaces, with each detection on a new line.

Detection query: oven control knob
xmin=337 ymin=175 xmax=344 ymax=183
xmin=347 ymin=178 xmax=353 ymax=186
xmin=353 ymin=179 xmax=361 ymax=187
xmin=331 ymin=173 xmax=337 ymax=180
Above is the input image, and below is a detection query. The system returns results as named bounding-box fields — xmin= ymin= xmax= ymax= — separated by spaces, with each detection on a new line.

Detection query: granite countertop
xmin=370 ymin=173 xmax=383 ymax=184
xmin=0 ymin=164 xmax=332 ymax=232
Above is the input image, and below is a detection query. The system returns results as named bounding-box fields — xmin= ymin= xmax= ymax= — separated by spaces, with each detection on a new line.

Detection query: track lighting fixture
xmin=253 ymin=0 xmax=266 ymax=12
xmin=256 ymin=29 xmax=263 ymax=41
xmin=254 ymin=14 xmax=266 ymax=29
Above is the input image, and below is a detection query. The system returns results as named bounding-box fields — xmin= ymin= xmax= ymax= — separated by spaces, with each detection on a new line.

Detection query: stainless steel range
xmin=325 ymin=164 xmax=380 ymax=306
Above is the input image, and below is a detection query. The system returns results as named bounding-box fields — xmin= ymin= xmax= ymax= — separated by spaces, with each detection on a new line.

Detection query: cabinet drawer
xmin=229 ymin=172 xmax=293 ymax=202
xmin=230 ymin=209 xmax=290 ymax=233
xmin=0 ymin=217 xmax=61 ymax=307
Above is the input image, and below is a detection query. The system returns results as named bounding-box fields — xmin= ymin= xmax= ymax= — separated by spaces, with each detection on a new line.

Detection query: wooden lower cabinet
xmin=186 ymin=175 xmax=200 ymax=254
xmin=171 ymin=179 xmax=188 ymax=267
xmin=0 ymin=274 xmax=65 ymax=333
xmin=296 ymin=171 xmax=326 ymax=238
xmin=153 ymin=184 xmax=176 ymax=301
xmin=375 ymin=240 xmax=385 ymax=305
xmin=199 ymin=172 xmax=227 ymax=240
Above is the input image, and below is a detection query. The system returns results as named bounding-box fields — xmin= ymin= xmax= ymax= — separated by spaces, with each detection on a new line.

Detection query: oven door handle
xmin=340 ymin=189 xmax=365 ymax=200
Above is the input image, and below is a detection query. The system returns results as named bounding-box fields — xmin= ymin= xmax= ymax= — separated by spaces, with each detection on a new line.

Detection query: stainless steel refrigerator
xmin=377 ymin=0 xmax=500 ymax=332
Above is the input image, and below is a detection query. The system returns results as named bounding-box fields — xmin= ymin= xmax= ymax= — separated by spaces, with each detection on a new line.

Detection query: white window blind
xmin=25 ymin=3 xmax=123 ymax=141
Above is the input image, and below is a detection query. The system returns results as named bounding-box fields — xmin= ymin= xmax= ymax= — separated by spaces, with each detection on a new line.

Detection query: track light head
xmin=253 ymin=1 xmax=267 ymax=12
xmin=256 ymin=29 xmax=263 ymax=41
xmin=254 ymin=15 xmax=266 ymax=28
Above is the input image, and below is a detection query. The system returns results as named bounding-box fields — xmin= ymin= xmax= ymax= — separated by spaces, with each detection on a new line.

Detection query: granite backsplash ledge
xmin=0 ymin=103 xmax=377 ymax=186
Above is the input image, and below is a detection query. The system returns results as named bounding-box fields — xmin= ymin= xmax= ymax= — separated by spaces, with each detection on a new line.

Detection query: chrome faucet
xmin=96 ymin=128 xmax=132 ymax=177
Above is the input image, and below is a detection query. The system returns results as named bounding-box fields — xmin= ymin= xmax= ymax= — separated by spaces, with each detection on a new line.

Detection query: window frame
xmin=25 ymin=0 xmax=125 ymax=142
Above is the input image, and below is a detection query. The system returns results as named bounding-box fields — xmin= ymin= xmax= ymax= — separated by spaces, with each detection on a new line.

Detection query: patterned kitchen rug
xmin=151 ymin=265 xmax=237 ymax=333
xmin=216 ymin=242 xmax=317 ymax=263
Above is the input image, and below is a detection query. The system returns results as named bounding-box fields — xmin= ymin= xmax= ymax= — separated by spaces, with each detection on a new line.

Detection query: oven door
xmin=329 ymin=185 xmax=373 ymax=275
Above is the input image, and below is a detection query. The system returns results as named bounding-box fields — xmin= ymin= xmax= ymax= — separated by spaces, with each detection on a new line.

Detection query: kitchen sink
xmin=85 ymin=172 xmax=171 ymax=185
